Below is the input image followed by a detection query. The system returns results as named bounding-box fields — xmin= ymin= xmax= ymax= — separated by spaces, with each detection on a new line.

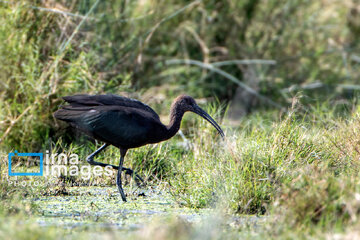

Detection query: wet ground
xmin=27 ymin=186 xmax=264 ymax=233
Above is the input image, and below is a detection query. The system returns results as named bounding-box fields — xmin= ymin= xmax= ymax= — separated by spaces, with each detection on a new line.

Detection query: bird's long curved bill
xmin=194 ymin=106 xmax=225 ymax=139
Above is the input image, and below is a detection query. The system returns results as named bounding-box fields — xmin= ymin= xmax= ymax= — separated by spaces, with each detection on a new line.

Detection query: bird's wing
xmin=62 ymin=94 xmax=160 ymax=120
xmin=54 ymin=105 xmax=154 ymax=148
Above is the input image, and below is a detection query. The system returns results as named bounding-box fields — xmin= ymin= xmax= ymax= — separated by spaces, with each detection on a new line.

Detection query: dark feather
xmin=54 ymin=101 xmax=166 ymax=148
xmin=62 ymin=94 xmax=159 ymax=119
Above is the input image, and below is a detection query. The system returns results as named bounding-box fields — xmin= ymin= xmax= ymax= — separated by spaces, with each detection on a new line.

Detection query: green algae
xmin=29 ymin=186 xmax=216 ymax=232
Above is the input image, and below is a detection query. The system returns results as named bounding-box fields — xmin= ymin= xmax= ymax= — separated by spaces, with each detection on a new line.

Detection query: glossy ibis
xmin=54 ymin=94 xmax=224 ymax=202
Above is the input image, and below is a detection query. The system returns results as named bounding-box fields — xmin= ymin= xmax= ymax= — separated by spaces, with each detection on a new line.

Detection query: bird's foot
xmin=123 ymin=168 xmax=145 ymax=187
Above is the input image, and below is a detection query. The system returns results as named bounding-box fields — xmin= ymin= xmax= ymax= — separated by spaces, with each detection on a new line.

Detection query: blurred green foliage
xmin=1 ymin=0 xmax=360 ymax=151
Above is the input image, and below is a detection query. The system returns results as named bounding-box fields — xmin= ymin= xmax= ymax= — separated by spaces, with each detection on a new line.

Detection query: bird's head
xmin=173 ymin=95 xmax=225 ymax=139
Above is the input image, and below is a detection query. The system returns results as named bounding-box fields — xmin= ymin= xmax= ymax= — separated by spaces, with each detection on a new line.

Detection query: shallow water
xmin=28 ymin=186 xmax=263 ymax=232
xmin=29 ymin=186 xmax=209 ymax=230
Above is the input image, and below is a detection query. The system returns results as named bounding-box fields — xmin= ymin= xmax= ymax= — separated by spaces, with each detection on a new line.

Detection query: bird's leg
xmin=86 ymin=143 xmax=121 ymax=169
xmin=117 ymin=149 xmax=127 ymax=202
xmin=86 ymin=143 xmax=144 ymax=184
xmin=86 ymin=143 xmax=109 ymax=162
xmin=119 ymin=168 xmax=145 ymax=186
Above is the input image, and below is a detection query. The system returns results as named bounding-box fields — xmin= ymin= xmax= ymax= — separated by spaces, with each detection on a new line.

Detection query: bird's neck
xmin=165 ymin=104 xmax=185 ymax=139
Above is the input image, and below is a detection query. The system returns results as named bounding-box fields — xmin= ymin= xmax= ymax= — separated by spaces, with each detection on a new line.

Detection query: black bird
xmin=54 ymin=94 xmax=224 ymax=202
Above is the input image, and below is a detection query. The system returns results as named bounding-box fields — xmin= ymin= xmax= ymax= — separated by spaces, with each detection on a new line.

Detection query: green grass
xmin=2 ymin=104 xmax=360 ymax=238
xmin=4 ymin=102 xmax=360 ymax=239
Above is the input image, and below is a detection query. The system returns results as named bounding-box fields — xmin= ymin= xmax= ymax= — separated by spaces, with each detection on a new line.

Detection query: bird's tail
xmin=53 ymin=106 xmax=91 ymax=122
